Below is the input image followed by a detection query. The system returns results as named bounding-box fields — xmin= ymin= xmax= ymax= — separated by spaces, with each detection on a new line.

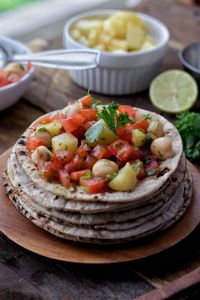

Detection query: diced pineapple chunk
xmin=141 ymin=38 xmax=156 ymax=50
xmin=75 ymin=19 xmax=103 ymax=35
xmin=132 ymin=129 xmax=146 ymax=147
xmin=109 ymin=163 xmax=137 ymax=191
xmin=70 ymin=28 xmax=81 ymax=40
xmin=107 ymin=39 xmax=128 ymax=52
xmin=52 ymin=133 xmax=78 ymax=155
xmin=38 ymin=121 xmax=62 ymax=137
xmin=103 ymin=17 xmax=126 ymax=39
xmin=126 ymin=23 xmax=147 ymax=50
xmin=78 ymin=36 xmax=89 ymax=46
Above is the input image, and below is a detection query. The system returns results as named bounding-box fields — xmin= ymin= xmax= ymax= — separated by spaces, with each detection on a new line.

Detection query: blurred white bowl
xmin=63 ymin=10 xmax=169 ymax=95
xmin=0 ymin=36 xmax=34 ymax=111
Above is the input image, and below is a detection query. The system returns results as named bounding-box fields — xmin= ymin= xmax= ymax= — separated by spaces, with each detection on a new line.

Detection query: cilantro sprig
xmin=175 ymin=111 xmax=200 ymax=160
xmin=97 ymin=102 xmax=133 ymax=134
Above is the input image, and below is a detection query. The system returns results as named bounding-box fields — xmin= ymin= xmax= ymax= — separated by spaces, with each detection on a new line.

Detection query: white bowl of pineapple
xmin=63 ymin=10 xmax=169 ymax=95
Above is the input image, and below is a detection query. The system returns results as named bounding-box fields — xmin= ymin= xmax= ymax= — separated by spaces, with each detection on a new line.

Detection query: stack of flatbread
xmin=3 ymin=109 xmax=193 ymax=244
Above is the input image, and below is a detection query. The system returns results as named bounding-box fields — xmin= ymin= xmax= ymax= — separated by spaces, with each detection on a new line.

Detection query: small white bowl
xmin=0 ymin=36 xmax=34 ymax=111
xmin=63 ymin=10 xmax=169 ymax=95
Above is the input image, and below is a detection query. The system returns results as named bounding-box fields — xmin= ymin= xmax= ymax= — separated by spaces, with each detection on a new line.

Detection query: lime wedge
xmin=149 ymin=70 xmax=198 ymax=113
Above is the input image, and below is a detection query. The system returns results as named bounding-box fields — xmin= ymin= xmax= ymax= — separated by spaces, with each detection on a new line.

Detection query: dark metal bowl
xmin=179 ymin=42 xmax=200 ymax=83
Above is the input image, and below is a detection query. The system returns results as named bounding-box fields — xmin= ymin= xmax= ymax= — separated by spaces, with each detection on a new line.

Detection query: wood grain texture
xmin=0 ymin=149 xmax=200 ymax=264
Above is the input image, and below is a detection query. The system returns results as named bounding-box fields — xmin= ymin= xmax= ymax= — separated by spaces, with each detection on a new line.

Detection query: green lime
xmin=149 ymin=70 xmax=198 ymax=113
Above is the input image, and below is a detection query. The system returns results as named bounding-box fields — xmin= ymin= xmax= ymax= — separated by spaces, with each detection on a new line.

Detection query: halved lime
xmin=149 ymin=70 xmax=198 ymax=113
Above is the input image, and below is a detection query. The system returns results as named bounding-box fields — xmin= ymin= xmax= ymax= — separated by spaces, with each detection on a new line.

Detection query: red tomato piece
xmin=80 ymin=177 xmax=107 ymax=194
xmin=0 ymin=70 xmax=11 ymax=87
xmin=61 ymin=113 xmax=86 ymax=132
xmin=53 ymin=150 xmax=73 ymax=164
xmin=26 ymin=136 xmax=44 ymax=151
xmin=92 ymin=145 xmax=112 ymax=160
xmin=81 ymin=155 xmax=97 ymax=170
xmin=130 ymin=148 xmax=145 ymax=160
xmin=146 ymin=157 xmax=160 ymax=176
xmin=78 ymin=95 xmax=92 ymax=107
xmin=118 ymin=105 xmax=135 ymax=116
xmin=64 ymin=155 xmax=84 ymax=173
xmin=26 ymin=62 xmax=32 ymax=71
xmin=108 ymin=139 xmax=134 ymax=162
xmin=70 ymin=169 xmax=91 ymax=182
xmin=77 ymin=141 xmax=90 ymax=158
xmin=116 ymin=123 xmax=136 ymax=143
xmin=81 ymin=109 xmax=97 ymax=122
xmin=71 ymin=126 xmax=86 ymax=140
xmin=38 ymin=161 xmax=59 ymax=182
xmin=58 ymin=169 xmax=71 ymax=188
xmin=134 ymin=119 xmax=149 ymax=132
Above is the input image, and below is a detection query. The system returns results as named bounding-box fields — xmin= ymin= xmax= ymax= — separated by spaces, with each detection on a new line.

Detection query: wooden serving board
xmin=1 ymin=149 xmax=200 ymax=264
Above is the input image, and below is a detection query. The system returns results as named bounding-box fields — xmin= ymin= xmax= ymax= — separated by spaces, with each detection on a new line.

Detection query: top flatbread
xmin=14 ymin=107 xmax=183 ymax=203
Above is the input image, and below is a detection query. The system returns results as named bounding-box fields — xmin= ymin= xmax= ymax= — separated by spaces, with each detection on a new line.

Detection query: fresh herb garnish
xmin=107 ymin=173 xmax=117 ymax=180
xmin=19 ymin=64 xmax=25 ymax=71
xmin=91 ymin=96 xmax=102 ymax=108
xmin=81 ymin=171 xmax=92 ymax=180
xmin=175 ymin=111 xmax=200 ymax=160
xmin=142 ymin=113 xmax=152 ymax=120
xmin=98 ymin=102 xmax=132 ymax=134
xmin=85 ymin=120 xmax=104 ymax=143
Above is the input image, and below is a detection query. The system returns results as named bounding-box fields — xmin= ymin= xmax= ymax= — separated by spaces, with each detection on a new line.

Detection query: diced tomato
xmin=81 ymin=155 xmax=97 ymax=170
xmin=70 ymin=169 xmax=91 ymax=182
xmin=92 ymin=145 xmax=112 ymax=160
xmin=38 ymin=161 xmax=60 ymax=181
xmin=108 ymin=139 xmax=135 ymax=162
xmin=78 ymin=95 xmax=92 ymax=107
xmin=71 ymin=126 xmax=86 ymax=140
xmin=83 ymin=120 xmax=96 ymax=130
xmin=130 ymin=148 xmax=145 ymax=160
xmin=61 ymin=113 xmax=86 ymax=133
xmin=117 ymin=119 xmax=149 ymax=142
xmin=26 ymin=136 xmax=44 ymax=151
xmin=116 ymin=123 xmax=136 ymax=143
xmin=81 ymin=109 xmax=97 ymax=121
xmin=26 ymin=62 xmax=32 ymax=71
xmin=118 ymin=105 xmax=135 ymax=117
xmin=64 ymin=155 xmax=84 ymax=173
xmin=146 ymin=156 xmax=160 ymax=176
xmin=53 ymin=150 xmax=73 ymax=164
xmin=0 ymin=70 xmax=12 ymax=87
xmin=80 ymin=177 xmax=107 ymax=194
xmin=134 ymin=119 xmax=149 ymax=132
xmin=77 ymin=141 xmax=90 ymax=158
xmin=58 ymin=169 xmax=71 ymax=188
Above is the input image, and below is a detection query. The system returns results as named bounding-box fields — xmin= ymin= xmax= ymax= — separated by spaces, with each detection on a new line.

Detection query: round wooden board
xmin=0 ymin=149 xmax=200 ymax=264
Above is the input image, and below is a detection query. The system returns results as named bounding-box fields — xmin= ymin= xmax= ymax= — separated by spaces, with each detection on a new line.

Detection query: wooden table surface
xmin=1 ymin=1 xmax=200 ymax=299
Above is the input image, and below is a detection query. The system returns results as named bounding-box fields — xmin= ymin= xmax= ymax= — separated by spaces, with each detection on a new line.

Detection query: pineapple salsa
xmin=26 ymin=95 xmax=174 ymax=194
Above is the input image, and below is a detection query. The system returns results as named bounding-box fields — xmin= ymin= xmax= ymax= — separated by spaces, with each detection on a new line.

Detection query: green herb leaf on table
xmin=175 ymin=111 xmax=200 ymax=160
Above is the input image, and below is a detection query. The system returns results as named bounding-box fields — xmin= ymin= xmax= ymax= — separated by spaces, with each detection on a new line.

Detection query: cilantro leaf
xmin=91 ymin=97 xmax=102 ymax=108
xmin=85 ymin=120 xmax=104 ymax=143
xmin=98 ymin=102 xmax=132 ymax=134
xmin=175 ymin=111 xmax=200 ymax=160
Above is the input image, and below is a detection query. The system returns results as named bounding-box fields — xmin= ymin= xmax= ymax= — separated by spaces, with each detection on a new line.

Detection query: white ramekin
xmin=63 ymin=10 xmax=169 ymax=95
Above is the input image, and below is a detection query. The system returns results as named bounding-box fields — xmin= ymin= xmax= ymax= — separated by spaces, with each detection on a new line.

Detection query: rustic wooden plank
xmin=0 ymin=235 xmax=153 ymax=300
xmin=0 ymin=101 xmax=42 ymax=155
xmin=134 ymin=266 xmax=200 ymax=300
